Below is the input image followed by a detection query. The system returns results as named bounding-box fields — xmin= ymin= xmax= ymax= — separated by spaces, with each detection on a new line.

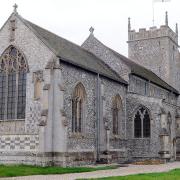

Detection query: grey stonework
xmin=82 ymin=34 xmax=131 ymax=82
xmin=61 ymin=62 xmax=127 ymax=164
xmin=0 ymin=13 xmax=55 ymax=165
xmin=0 ymin=9 xmax=179 ymax=166
xmin=128 ymin=25 xmax=180 ymax=90
xmin=126 ymin=94 xmax=161 ymax=159
xmin=61 ymin=63 xmax=97 ymax=151
xmin=82 ymin=29 xmax=180 ymax=162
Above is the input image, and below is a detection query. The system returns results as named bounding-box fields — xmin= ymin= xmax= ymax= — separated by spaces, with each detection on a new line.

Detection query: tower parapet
xmin=128 ymin=25 xmax=178 ymax=45
xmin=127 ymin=13 xmax=180 ymax=89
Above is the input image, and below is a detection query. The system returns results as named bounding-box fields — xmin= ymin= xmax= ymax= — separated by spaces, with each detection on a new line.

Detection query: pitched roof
xmin=112 ymin=50 xmax=179 ymax=95
xmin=16 ymin=14 xmax=127 ymax=85
xmin=82 ymin=35 xmax=179 ymax=95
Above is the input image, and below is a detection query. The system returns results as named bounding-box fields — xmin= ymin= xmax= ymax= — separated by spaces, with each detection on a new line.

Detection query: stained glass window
xmin=0 ymin=46 xmax=28 ymax=120
xmin=72 ymin=83 xmax=86 ymax=133
xmin=0 ymin=74 xmax=6 ymax=119
xmin=7 ymin=73 xmax=16 ymax=119
xmin=134 ymin=111 xmax=142 ymax=138
xmin=134 ymin=107 xmax=151 ymax=138
xmin=17 ymin=72 xmax=26 ymax=119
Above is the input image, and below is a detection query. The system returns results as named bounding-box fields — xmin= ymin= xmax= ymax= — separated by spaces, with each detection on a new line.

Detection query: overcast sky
xmin=0 ymin=0 xmax=179 ymax=56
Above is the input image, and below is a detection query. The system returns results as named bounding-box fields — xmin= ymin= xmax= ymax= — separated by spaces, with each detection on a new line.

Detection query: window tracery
xmin=134 ymin=106 xmax=151 ymax=138
xmin=72 ymin=83 xmax=86 ymax=133
xmin=0 ymin=46 xmax=28 ymax=120
xmin=167 ymin=113 xmax=172 ymax=138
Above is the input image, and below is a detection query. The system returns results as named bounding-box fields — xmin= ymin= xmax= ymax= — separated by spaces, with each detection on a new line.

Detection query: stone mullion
xmin=76 ymin=99 xmax=80 ymax=133
xmin=15 ymin=72 xmax=19 ymax=119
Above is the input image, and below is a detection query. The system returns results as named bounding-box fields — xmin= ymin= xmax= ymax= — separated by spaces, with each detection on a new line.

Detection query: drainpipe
xmin=96 ymin=73 xmax=101 ymax=162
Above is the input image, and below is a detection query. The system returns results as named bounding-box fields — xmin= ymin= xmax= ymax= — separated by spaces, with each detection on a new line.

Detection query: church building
xmin=0 ymin=5 xmax=180 ymax=166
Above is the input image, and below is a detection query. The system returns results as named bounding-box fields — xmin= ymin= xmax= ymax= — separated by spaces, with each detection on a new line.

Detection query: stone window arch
xmin=72 ymin=82 xmax=86 ymax=133
xmin=0 ymin=45 xmax=28 ymax=120
xmin=112 ymin=94 xmax=122 ymax=135
xmin=134 ymin=106 xmax=151 ymax=138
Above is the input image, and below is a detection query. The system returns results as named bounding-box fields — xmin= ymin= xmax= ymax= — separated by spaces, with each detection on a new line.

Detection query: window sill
xmin=133 ymin=137 xmax=151 ymax=140
xmin=69 ymin=133 xmax=86 ymax=139
xmin=68 ymin=133 xmax=94 ymax=139
xmin=110 ymin=134 xmax=121 ymax=139
xmin=34 ymin=97 xmax=40 ymax=101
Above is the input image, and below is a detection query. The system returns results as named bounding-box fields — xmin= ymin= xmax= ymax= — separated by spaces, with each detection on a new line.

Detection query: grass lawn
xmin=80 ymin=169 xmax=180 ymax=180
xmin=0 ymin=164 xmax=117 ymax=177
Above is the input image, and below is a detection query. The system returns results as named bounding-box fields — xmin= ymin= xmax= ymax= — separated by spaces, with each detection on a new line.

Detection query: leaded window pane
xmin=134 ymin=111 xmax=142 ymax=138
xmin=134 ymin=107 xmax=151 ymax=138
xmin=72 ymin=99 xmax=76 ymax=132
xmin=143 ymin=110 xmax=150 ymax=137
xmin=0 ymin=46 xmax=28 ymax=120
xmin=17 ymin=72 xmax=26 ymax=119
xmin=72 ymin=83 xmax=86 ymax=133
xmin=0 ymin=74 xmax=6 ymax=119
xmin=113 ymin=108 xmax=118 ymax=135
xmin=7 ymin=73 xmax=16 ymax=119
xmin=78 ymin=99 xmax=82 ymax=133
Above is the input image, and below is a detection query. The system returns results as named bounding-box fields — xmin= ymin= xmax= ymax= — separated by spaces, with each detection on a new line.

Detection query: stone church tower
xmin=127 ymin=12 xmax=180 ymax=90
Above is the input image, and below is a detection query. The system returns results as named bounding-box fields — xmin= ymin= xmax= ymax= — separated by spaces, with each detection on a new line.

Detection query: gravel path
xmin=1 ymin=162 xmax=180 ymax=180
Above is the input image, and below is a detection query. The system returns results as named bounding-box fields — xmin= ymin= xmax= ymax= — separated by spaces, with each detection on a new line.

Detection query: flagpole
xmin=153 ymin=0 xmax=171 ymax=26
xmin=152 ymin=0 xmax=155 ymax=26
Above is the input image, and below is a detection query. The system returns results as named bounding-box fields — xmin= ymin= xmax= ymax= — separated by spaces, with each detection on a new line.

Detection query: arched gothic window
xmin=0 ymin=46 xmax=28 ymax=120
xmin=112 ymin=94 xmax=122 ymax=135
xmin=134 ymin=106 xmax=151 ymax=138
xmin=167 ymin=113 xmax=172 ymax=138
xmin=72 ymin=83 xmax=86 ymax=133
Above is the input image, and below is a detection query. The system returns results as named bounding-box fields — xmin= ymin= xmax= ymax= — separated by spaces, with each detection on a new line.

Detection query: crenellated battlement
xmin=128 ymin=25 xmax=178 ymax=45
xmin=127 ymin=12 xmax=180 ymax=90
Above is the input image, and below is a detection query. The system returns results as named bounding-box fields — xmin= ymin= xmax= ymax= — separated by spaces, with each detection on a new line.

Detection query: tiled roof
xmin=83 ymin=35 xmax=179 ymax=95
xmin=17 ymin=14 xmax=127 ymax=85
